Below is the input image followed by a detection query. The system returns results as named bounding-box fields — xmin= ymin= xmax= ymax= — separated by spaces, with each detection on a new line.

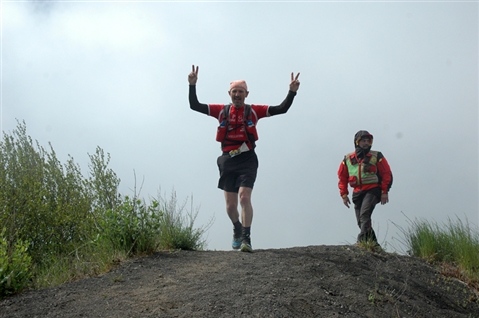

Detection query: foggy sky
xmin=2 ymin=1 xmax=478 ymax=252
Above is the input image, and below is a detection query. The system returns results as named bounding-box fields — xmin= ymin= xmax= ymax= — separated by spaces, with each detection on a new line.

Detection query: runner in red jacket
xmin=337 ymin=130 xmax=393 ymax=245
xmin=188 ymin=65 xmax=300 ymax=252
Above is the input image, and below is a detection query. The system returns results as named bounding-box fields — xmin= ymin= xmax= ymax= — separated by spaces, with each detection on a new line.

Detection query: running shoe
xmin=232 ymin=236 xmax=241 ymax=250
xmin=240 ymin=236 xmax=253 ymax=253
xmin=240 ymin=242 xmax=253 ymax=253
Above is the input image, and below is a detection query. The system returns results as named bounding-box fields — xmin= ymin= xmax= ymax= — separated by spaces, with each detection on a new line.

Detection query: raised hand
xmin=188 ymin=65 xmax=199 ymax=85
xmin=289 ymin=72 xmax=300 ymax=92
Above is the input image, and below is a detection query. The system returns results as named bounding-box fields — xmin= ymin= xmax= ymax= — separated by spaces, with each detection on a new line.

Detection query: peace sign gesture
xmin=188 ymin=65 xmax=199 ymax=85
xmin=289 ymin=72 xmax=300 ymax=92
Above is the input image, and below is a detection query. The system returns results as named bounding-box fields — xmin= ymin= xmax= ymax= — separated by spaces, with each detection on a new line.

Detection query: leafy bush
xmin=0 ymin=121 xmax=210 ymax=295
xmin=0 ymin=121 xmax=121 ymax=265
xmin=0 ymin=229 xmax=32 ymax=297
xmin=100 ymin=196 xmax=162 ymax=255
xmin=0 ymin=121 xmax=122 ymax=293
xmin=100 ymin=191 xmax=211 ymax=254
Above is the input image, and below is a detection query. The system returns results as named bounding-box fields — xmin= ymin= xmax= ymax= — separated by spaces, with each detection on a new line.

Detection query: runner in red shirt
xmin=188 ymin=65 xmax=300 ymax=252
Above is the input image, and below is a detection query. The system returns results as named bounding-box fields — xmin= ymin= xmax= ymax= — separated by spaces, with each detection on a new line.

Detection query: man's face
xmin=228 ymin=88 xmax=249 ymax=108
xmin=358 ymin=137 xmax=372 ymax=149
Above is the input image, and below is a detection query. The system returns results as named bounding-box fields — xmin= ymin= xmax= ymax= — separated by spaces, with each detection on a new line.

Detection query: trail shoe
xmin=240 ymin=235 xmax=253 ymax=253
xmin=232 ymin=222 xmax=243 ymax=250
xmin=240 ymin=242 xmax=253 ymax=253
xmin=232 ymin=235 xmax=242 ymax=250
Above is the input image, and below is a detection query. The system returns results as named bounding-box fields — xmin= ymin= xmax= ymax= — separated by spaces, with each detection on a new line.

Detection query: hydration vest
xmin=345 ymin=150 xmax=379 ymax=187
xmin=215 ymin=104 xmax=258 ymax=149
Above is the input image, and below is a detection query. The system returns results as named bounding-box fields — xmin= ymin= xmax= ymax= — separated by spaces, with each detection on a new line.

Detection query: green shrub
xmin=0 ymin=121 xmax=210 ymax=293
xmin=0 ymin=229 xmax=32 ymax=297
xmin=0 ymin=121 xmax=120 ymax=265
xmin=100 ymin=191 xmax=211 ymax=253
xmin=100 ymin=196 xmax=162 ymax=255
xmin=0 ymin=121 xmax=121 ymax=284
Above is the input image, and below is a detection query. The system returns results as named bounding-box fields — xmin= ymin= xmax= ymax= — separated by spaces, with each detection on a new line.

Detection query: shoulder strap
xmin=223 ymin=104 xmax=231 ymax=122
xmin=244 ymin=104 xmax=251 ymax=120
xmin=223 ymin=104 xmax=252 ymax=122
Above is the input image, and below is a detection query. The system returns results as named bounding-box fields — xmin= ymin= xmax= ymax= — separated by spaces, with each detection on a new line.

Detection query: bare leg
xmin=225 ymin=187 xmax=254 ymax=252
xmin=224 ymin=188 xmax=253 ymax=226
xmin=224 ymin=191 xmax=239 ymax=223
xmin=238 ymin=187 xmax=253 ymax=227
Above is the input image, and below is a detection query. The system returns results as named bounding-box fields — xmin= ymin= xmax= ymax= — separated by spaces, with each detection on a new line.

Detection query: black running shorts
xmin=217 ymin=151 xmax=258 ymax=193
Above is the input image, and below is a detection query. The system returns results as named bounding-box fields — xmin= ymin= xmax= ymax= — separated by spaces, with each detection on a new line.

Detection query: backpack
xmin=223 ymin=103 xmax=251 ymax=121
xmin=216 ymin=104 xmax=258 ymax=149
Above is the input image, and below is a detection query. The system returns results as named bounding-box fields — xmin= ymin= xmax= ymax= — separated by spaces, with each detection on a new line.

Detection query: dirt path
xmin=1 ymin=245 xmax=478 ymax=317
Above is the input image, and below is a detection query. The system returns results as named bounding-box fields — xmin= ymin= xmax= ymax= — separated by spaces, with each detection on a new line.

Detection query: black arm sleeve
xmin=189 ymin=85 xmax=209 ymax=115
xmin=267 ymin=90 xmax=297 ymax=116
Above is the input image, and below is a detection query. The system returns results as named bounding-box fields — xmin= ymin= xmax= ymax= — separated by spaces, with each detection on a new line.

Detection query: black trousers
xmin=352 ymin=187 xmax=381 ymax=243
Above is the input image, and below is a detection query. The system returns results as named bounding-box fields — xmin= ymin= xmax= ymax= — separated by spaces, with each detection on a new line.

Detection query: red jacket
xmin=338 ymin=150 xmax=392 ymax=197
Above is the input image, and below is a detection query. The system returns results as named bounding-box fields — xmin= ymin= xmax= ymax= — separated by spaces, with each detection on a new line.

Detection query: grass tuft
xmin=396 ymin=214 xmax=479 ymax=291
